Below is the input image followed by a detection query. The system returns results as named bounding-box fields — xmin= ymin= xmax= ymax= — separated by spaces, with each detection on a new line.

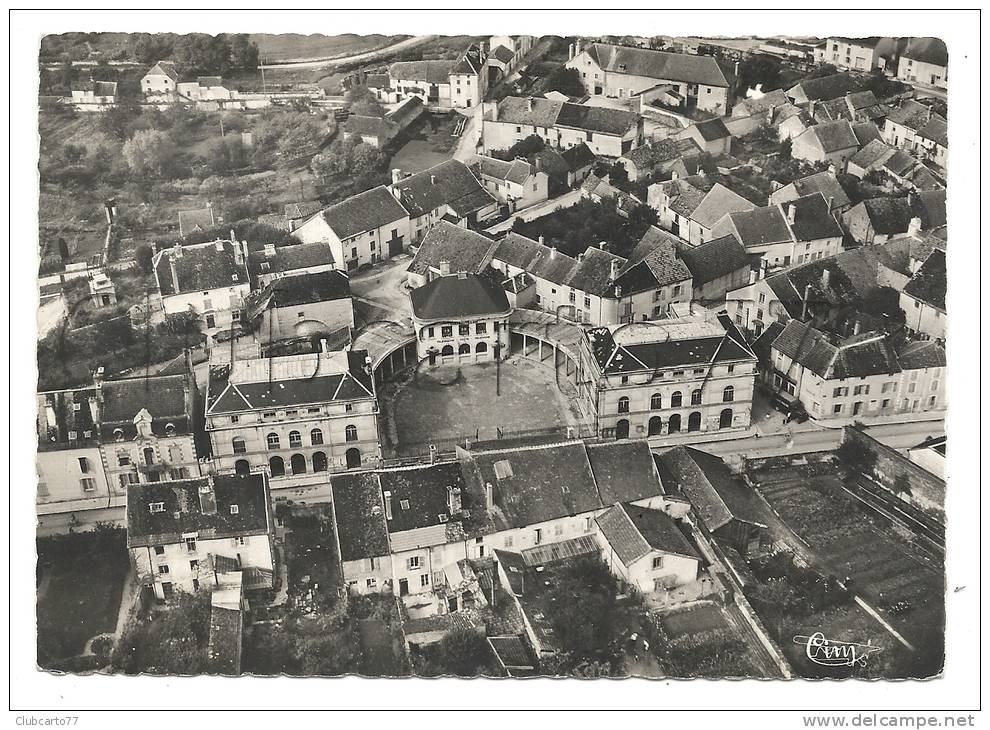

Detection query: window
xmin=584 ymin=295 xmax=591 ymax=308
xmin=758 ymin=292 xmax=766 ymax=304
xmin=119 ymin=473 xmax=140 ymax=487
xmin=80 ymin=478 xmax=96 ymax=493
xmin=853 ymin=385 xmax=869 ymax=396
xmin=185 ymin=538 xmax=197 ymax=553
xmin=723 ymin=386 xmax=734 ymax=403
xmin=266 ymin=433 xmax=280 ymax=450
xmin=407 ymin=556 xmax=422 ymax=570
xmin=345 ymin=424 xmax=358 ymax=442
xmin=310 ymin=428 xmax=324 ymax=446
xmin=833 ymin=404 xmax=843 ymax=414
xmin=459 ymin=323 xmax=470 ymax=336
xmin=366 ymin=577 xmax=377 ymax=589
xmin=833 ymin=387 xmax=848 ymax=397
xmin=534 ymin=528 xmax=543 ymax=545
xmin=441 ymin=325 xmax=453 ymax=338
xmin=117 ymin=451 xmax=130 ymax=467
xmin=190 ymin=560 xmax=199 ymax=571
xmin=617 ymin=397 xmax=629 ymax=413
xmin=426 ymin=326 xmax=434 ymax=338
xmin=158 ymin=565 xmax=169 ymax=575
xmin=671 ymin=391 xmax=682 ymax=408
xmin=288 ymin=430 xmax=302 ymax=448
xmin=153 ymin=545 xmax=165 ymax=556
xmin=78 ymin=457 xmax=90 ymax=473
xmin=651 ymin=393 xmax=662 ymax=410
xmin=420 ymin=574 xmax=430 ymax=587
xmin=232 ymin=437 xmax=246 ymax=454
xmin=504 ymin=535 xmax=513 ymax=548
xmin=652 ymin=556 xmax=664 ymax=570
xmin=475 ymin=322 xmax=486 ymax=335
xmin=620 ymin=376 xmax=628 ymax=385
xmin=691 ymin=389 xmax=702 ymax=406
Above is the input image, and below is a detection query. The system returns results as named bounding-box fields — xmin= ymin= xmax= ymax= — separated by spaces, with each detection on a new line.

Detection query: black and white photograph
xmin=9 ymin=6 xmax=982 ymax=720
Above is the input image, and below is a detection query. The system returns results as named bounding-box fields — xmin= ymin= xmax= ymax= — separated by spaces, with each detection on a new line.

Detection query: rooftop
xmin=320 ymin=185 xmax=409 ymax=241
xmin=902 ymin=248 xmax=946 ymax=311
xmin=391 ymin=159 xmax=496 ymax=219
xmin=329 ymin=472 xmax=389 ymax=562
xmin=859 ymin=197 xmax=915 ymax=235
xmin=99 ymin=373 xmax=192 ymax=441
xmin=801 ymin=119 xmax=859 ymax=153
xmin=596 ymin=503 xmax=700 ymax=567
xmin=388 ymin=59 xmax=456 ymax=84
xmin=246 ymin=269 xmax=351 ymax=316
xmin=675 ymin=234 xmax=750 ymax=286
xmin=409 ymin=272 xmax=511 ymax=322
xmin=789 ymin=73 xmax=858 ymax=102
xmin=614 ymin=226 xmax=692 ymax=294
xmin=691 ymin=183 xmax=756 ymax=229
xmin=406 ymin=221 xmax=496 ymax=277
xmin=902 ymin=37 xmax=948 ymax=66
xmin=584 ymin=43 xmax=729 ymax=87
xmin=772 ymin=320 xmax=901 ymax=380
xmin=153 ymin=240 xmax=248 ymax=296
xmin=249 ymin=241 xmax=335 ymax=278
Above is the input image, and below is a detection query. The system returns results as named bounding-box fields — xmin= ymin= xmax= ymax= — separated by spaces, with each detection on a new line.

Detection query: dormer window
xmin=164 ymin=423 xmax=176 ymax=437
xmin=149 ymin=502 xmax=165 ymax=513
xmin=114 ymin=428 xmax=124 ymax=442
xmin=230 ymin=504 xmax=239 ymax=515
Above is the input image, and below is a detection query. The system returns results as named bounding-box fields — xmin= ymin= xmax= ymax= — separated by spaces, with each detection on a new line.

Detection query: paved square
xmin=386 ymin=357 xmax=585 ymax=456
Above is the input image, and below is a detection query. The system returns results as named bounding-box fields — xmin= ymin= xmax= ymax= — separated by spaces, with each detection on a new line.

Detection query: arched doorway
xmin=345 ymin=448 xmax=362 ymax=469
xmin=441 ymin=344 xmax=454 ymax=360
xmin=476 ymin=341 xmax=488 ymax=354
xmin=615 ymin=419 xmax=630 ymax=440
xmin=269 ymin=456 xmax=285 ymax=477
xmin=668 ymin=414 xmax=681 ymax=433
xmin=648 ymin=416 xmax=663 ymax=436
xmin=719 ymin=408 xmax=733 ymax=429
xmin=688 ymin=411 xmax=702 ymax=432
xmin=290 ymin=453 xmax=307 ymax=474
xmin=234 ymin=459 xmax=250 ymax=475
xmin=312 ymin=451 xmax=328 ymax=472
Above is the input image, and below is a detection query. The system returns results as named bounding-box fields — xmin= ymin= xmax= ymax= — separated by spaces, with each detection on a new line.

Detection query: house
xmin=566 ymin=42 xmax=731 ymax=114
xmin=410 ymin=272 xmax=511 ymax=366
xmin=292 ymin=185 xmax=411 ymax=271
xmin=489 ymin=35 xmax=535 ymax=60
xmin=385 ymin=45 xmax=487 ymax=109
xmin=141 ymin=61 xmax=180 ymax=98
xmin=342 ymin=95 xmax=425 ymax=149
xmin=900 ymin=248 xmax=946 ymax=341
xmin=178 ymin=207 xmax=216 ymax=238
xmin=814 ymin=90 xmax=885 ymax=125
xmin=914 ymin=114 xmax=948 ymax=173
xmin=595 ymin=503 xmax=701 ymax=593
xmin=577 ymin=305 xmax=758 ymax=439
xmin=480 ymin=96 xmax=642 ymax=158
xmin=205 ymin=348 xmax=378 ymax=482
xmin=471 ymin=155 xmax=549 ymax=211
xmin=907 ymin=435 xmax=947 ymax=480
xmin=821 ymin=37 xmax=887 ymax=72
xmin=731 ymin=88 xmax=789 ymax=118
xmin=846 ymin=139 xmax=897 ymax=179
xmin=559 ymin=142 xmax=598 ymax=185
xmin=897 ymin=38 xmax=948 ymax=89
xmin=152 ymin=239 xmax=251 ymax=335
xmin=405 ymin=221 xmax=497 ymax=288
xmin=581 ymin=174 xmax=643 ymax=218
xmin=656 ymin=446 xmax=767 ymax=556
xmin=88 ymin=270 xmax=117 ymax=308
xmin=618 ymin=137 xmax=703 ymax=182
xmin=389 ymin=159 xmax=499 ymax=242
xmin=769 ymin=171 xmax=851 ymax=213
xmin=767 ymin=319 xmax=945 ymax=420
xmin=911 ymin=189 xmax=946 ymax=231
xmin=791 ymin=120 xmax=860 ymax=166
xmin=70 ymin=80 xmax=117 ymax=109
xmin=126 ymin=473 xmax=275 ymax=601
xmin=177 ymin=76 xmax=233 ymax=103
xmin=842 ymin=197 xmax=918 ymax=245
xmin=677 ymin=118 xmax=732 ymax=156
xmin=773 ymin=105 xmax=815 ymax=141
xmin=283 ymin=201 xmax=324 ymax=233
xmin=649 ymin=176 xmax=756 ymax=245
xmin=674 ymin=234 xmax=751 ymax=305
xmin=248 ymin=241 xmax=336 ymax=288
xmin=786 ymin=73 xmax=858 ymax=104
xmin=245 ymin=270 xmax=354 ymax=346
xmin=611 ymin=226 xmax=694 ymax=321
xmin=449 ymin=45 xmax=488 ymax=108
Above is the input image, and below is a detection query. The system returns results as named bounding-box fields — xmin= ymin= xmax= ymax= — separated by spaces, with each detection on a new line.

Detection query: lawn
xmin=385 ymin=357 xmax=581 ymax=456
xmin=388 ymin=112 xmax=461 ymax=175
xmin=251 ymin=33 xmax=402 ymax=62
xmin=37 ymin=528 xmax=130 ymax=666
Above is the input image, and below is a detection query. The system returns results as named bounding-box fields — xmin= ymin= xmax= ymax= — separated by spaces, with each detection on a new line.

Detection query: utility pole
xmin=260 ymin=52 xmax=267 ymax=95
xmin=219 ymin=116 xmax=225 ymax=138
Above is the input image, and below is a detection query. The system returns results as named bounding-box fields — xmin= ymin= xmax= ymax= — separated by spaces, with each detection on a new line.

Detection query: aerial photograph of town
xmin=31 ymin=23 xmax=954 ymax=688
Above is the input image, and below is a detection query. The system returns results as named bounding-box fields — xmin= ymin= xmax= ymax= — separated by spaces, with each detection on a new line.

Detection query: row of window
xmin=237 ymin=426 xmax=359 ymax=453
xmin=616 ymin=387 xmax=734 ymax=413
xmin=424 ymin=322 xmax=491 ymax=338
xmin=611 ymin=409 xmax=733 ymax=438
xmin=430 ymin=342 xmax=490 ymax=358
xmin=615 ymin=365 xmax=738 ymax=386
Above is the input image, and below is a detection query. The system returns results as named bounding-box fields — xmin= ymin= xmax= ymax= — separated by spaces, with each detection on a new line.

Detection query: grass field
xmin=252 ymin=33 xmax=402 ymax=62
xmin=658 ymin=601 xmax=768 ymax=678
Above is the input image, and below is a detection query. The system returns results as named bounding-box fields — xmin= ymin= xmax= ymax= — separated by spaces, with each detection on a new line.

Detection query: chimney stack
xmin=391 ymin=168 xmax=402 ymax=184
xmin=169 ymin=250 xmax=181 ymax=292
xmin=599 ymin=241 xmax=608 ymax=251
xmin=527 ymin=97 xmax=534 ymax=112
xmin=569 ymin=43 xmax=575 ymax=60
xmin=199 ymin=477 xmax=217 ymax=516
xmin=446 ymin=485 xmax=462 ymax=515
xmin=485 ymin=481 xmax=494 ymax=510
xmin=801 ymin=283 xmax=812 ymax=320
xmin=383 ymin=490 xmax=393 ymax=520
xmin=610 ymin=258 xmax=620 ymax=281
xmin=534 ymin=156 xmax=542 ymax=172
xmin=907 ymin=216 xmax=923 ymax=237
xmin=853 ymin=319 xmax=861 ymax=336
xmin=538 ymin=234 xmax=544 ymax=247
xmin=550 ymin=246 xmax=557 ymax=258
xmin=264 ymin=243 xmax=277 ymax=258
xmin=439 ymin=260 xmax=451 ymax=277
xmin=430 ymin=174 xmax=437 ymax=185
xmin=786 ymin=204 xmax=796 ymax=225
xmin=827 ymin=195 xmax=834 ymax=211
xmin=821 ymin=268 xmax=830 ymax=287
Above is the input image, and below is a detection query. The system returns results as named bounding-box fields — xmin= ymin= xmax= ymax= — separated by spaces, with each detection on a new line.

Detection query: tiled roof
xmin=494 ymin=96 xmax=563 ymax=128
xmin=657 ymin=446 xmax=767 ymax=532
xmin=897 ymin=339 xmax=946 ymax=369
xmin=614 ymin=226 xmax=692 ymax=293
xmin=852 ymin=122 xmax=882 ymax=147
xmin=565 ymin=246 xmax=625 ymax=297
xmin=860 ymin=197 xmax=915 ymax=235
xmin=725 ymin=205 xmax=792 ymax=248
xmin=554 ymin=102 xmax=639 ymax=136
xmin=623 ymin=137 xmax=700 ymax=171
xmin=391 ymin=159 xmax=496 ymax=219
xmin=364 ymin=72 xmax=390 ymax=90
xmin=37 ymin=387 xmax=100 ymax=449
xmin=902 ymin=37 xmax=948 ymax=66
xmin=284 ymin=201 xmax=324 ymax=221
xmin=99 ymin=373 xmax=191 ymax=441
xmin=804 ymin=120 xmax=859 ymax=153
xmin=903 ymin=248 xmax=945 ymax=311
xmin=249 ymin=241 xmax=335 ymax=277
xmin=559 ymin=142 xmax=597 ymax=171
xmin=410 ymin=273 xmax=511 ymax=321
xmin=145 ymin=61 xmax=179 ymax=81
xmin=473 ymin=155 xmax=533 ymax=185
xmin=789 ymin=73 xmax=857 ymax=102
xmin=784 ymin=193 xmax=844 ymax=242
xmin=691 ymin=117 xmax=731 ymax=142
xmin=249 ymin=270 xmax=351 ymax=313
xmin=388 ymin=59 xmax=455 ymax=84
xmin=676 ymin=234 xmax=749 ymax=286
xmin=585 ymin=43 xmax=729 ymax=87
xmin=849 ymin=139 xmax=896 ymax=170
xmin=406 ymin=221 xmax=496 ymax=276
xmin=916 ymin=114 xmax=948 ymax=148
xmin=321 ymin=186 xmax=408 ymax=241
xmin=178 ymin=208 xmax=216 ymax=237
xmin=207 ymin=605 xmax=243 ymax=676
xmin=733 ymin=89 xmax=789 ymax=116
xmin=490 ymin=45 xmax=515 ymax=64
xmin=691 ymin=183 xmax=756 ymax=229
xmin=586 ymin=440 xmax=663 ymax=504
xmin=343 ymin=114 xmax=396 ymax=139
xmin=377 ymin=462 xmax=468 ymax=536
xmin=886 ymin=99 xmax=932 ymax=130
xmin=329 ymin=472 xmax=390 ymax=562
xmin=772 ymin=320 xmax=901 ymax=379
xmin=781 ymin=172 xmax=850 ymax=210
xmin=154 ymin=240 xmax=248 ymax=296
xmin=126 ymin=474 xmax=270 ymax=547
xmin=492 ymin=232 xmax=578 ymax=287
xmin=883 ymin=148 xmax=919 ymax=177
xmin=912 ymin=189 xmax=946 ymax=230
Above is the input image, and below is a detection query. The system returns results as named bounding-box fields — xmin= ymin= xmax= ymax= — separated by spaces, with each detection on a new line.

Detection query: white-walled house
xmin=900 ymin=249 xmax=946 ymax=341
xmin=896 ymin=38 xmax=948 ymax=89
xmin=141 ymin=61 xmax=180 ymax=99
xmin=471 ymin=155 xmax=549 ymax=211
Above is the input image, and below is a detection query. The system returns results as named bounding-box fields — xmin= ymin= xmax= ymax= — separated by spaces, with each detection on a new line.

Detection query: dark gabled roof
xmin=531 ymin=146 xmax=571 ymax=179
xmin=177 ymin=208 xmax=216 ymax=237
xmin=897 ymin=339 xmax=946 ymax=369
xmin=883 ymin=149 xmax=919 ymax=178
xmin=790 ymin=73 xmax=858 ymax=102
xmin=410 ymin=273 xmax=511 ymax=321
xmin=490 ymin=45 xmax=515 ymax=64
xmin=343 ymin=114 xmax=396 ymax=139
xmin=912 ymin=189 xmax=946 ymax=229
xmin=284 ymin=200 xmax=324 ymax=221
xmin=751 ymin=320 xmax=786 ymax=366
xmin=772 ymin=320 xmax=901 ymax=379
xmin=126 ymin=474 xmax=270 ymax=547
xmin=659 ymin=175 xmax=709 ymax=219
xmin=614 ymin=226 xmax=691 ymax=294
xmin=249 ymin=241 xmax=335 ymax=277
xmin=388 ymin=59 xmax=455 ymax=84
xmin=99 ymin=373 xmax=191 ymax=441
xmin=250 ymin=270 xmax=351 ymax=313
xmin=329 ymin=472 xmax=390 ymax=562
xmin=733 ymin=89 xmax=789 ymax=116
xmin=777 ymin=172 xmax=851 ymax=210
xmin=903 ymin=248 xmax=946 ymax=311
xmin=491 ymin=232 xmax=579 ymax=287
xmin=207 ymin=605 xmax=243 ymax=676
xmin=37 ymin=387 xmax=100 ymax=448
xmin=364 ymin=72 xmax=390 ymax=90
xmin=474 ymin=156 xmax=533 ymax=185
xmin=886 ymin=99 xmax=932 ymax=130
xmin=565 ymin=246 xmax=625 ymax=297
xmin=691 ymin=117 xmax=731 ymax=142
xmin=804 ymin=119 xmax=859 ymax=153
xmin=321 ymin=186 xmax=408 ymax=241
xmin=559 ymin=142 xmax=597 ymax=171
xmin=784 ymin=193 xmax=844 ymax=242
xmin=860 ymin=197 xmax=915 ymax=235
xmin=391 ymin=159 xmax=496 ymax=219
xmin=145 ymin=61 xmax=179 ymax=81
xmin=725 ymin=205 xmax=792 ymax=248
xmin=406 ymin=221 xmax=496 ymax=277
xmin=379 ymin=462 xmax=466 ymax=534
xmin=586 ymin=440 xmax=663 ymax=504
xmin=852 ymin=122 xmax=882 ymax=147
xmin=154 ymin=240 xmax=248 ymax=296
xmin=623 ymin=137 xmax=701 ymax=171
xmin=555 ymin=102 xmax=639 ymax=136
xmin=902 ymin=37 xmax=948 ymax=66
xmin=657 ymin=446 xmax=767 ymax=532
xmin=494 ymin=96 xmax=563 ymax=128
xmin=849 ymin=138 xmax=896 ymax=170
xmin=624 ymin=503 xmax=700 ymax=560
xmin=916 ymin=114 xmax=948 ymax=148
xmin=585 ymin=43 xmax=729 ymax=87
xmin=676 ymin=234 xmax=749 ymax=286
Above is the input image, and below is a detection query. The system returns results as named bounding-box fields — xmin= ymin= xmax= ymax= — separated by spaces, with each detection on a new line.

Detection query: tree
xmin=438 ymin=628 xmax=490 ymax=676
xmin=346 ymin=85 xmax=384 ymax=117
xmin=130 ymin=33 xmax=174 ymax=65
xmin=113 ymin=589 xmax=212 ymax=675
xmin=228 ymin=33 xmax=259 ymax=70
xmin=134 ymin=243 xmax=155 ymax=274
xmin=351 ymin=142 xmax=384 ymax=174
xmin=56 ymin=60 xmax=78 ymax=90
xmin=737 ymin=54 xmax=782 ymax=92
xmin=173 ymin=33 xmax=231 ymax=76
xmin=836 ymin=434 xmax=878 ymax=476
xmin=123 ymin=129 xmax=177 ymax=178
xmin=805 ymin=63 xmax=838 ymax=80
xmin=538 ymin=66 xmax=586 ymax=98
xmin=543 ymin=557 xmax=622 ymax=663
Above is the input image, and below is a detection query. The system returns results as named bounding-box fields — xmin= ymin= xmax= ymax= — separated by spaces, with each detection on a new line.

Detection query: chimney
xmin=786 ymin=204 xmax=796 ymax=225
xmin=801 ymin=283 xmax=812 ymax=320
xmin=169 ymin=251 xmax=180 ymax=292
xmin=826 ymin=195 xmax=834 ymax=211
xmin=907 ymin=216 xmax=923 ymax=237
xmin=446 ymin=485 xmax=462 ymax=515
xmin=578 ymin=252 xmax=585 ymax=262
xmin=550 ymin=246 xmax=557 ymax=258
xmin=391 ymin=168 xmax=402 ymax=184
xmin=264 ymin=243 xmax=277 ymax=258
xmin=734 ymin=61 xmax=740 ymax=76
xmin=214 ymin=238 xmax=225 ymax=252
xmin=610 ymin=258 xmax=620 ymax=281
xmin=198 ymin=477 xmax=217 ymax=516
xmin=104 ymin=198 xmax=116 ymax=224
xmin=484 ymin=481 xmax=494 ymax=510
xmin=748 ymin=267 xmax=758 ymax=285
xmin=534 ymin=156 xmax=542 ymax=172
xmin=853 ymin=320 xmax=861 ymax=336
xmin=439 ymin=260 xmax=451 ymax=277
xmin=569 ymin=43 xmax=575 ymax=60
xmin=538 ymin=235 xmax=544 ymax=247
xmin=93 ymin=365 xmax=105 ymax=388
xmin=527 ymin=97 xmax=534 ymax=112
xmin=233 ymin=239 xmax=244 ymax=265
xmin=599 ymin=241 xmax=608 ymax=251
xmin=430 ymin=174 xmax=437 ymax=185
xmin=383 ymin=490 xmax=393 ymax=520
xmin=821 ymin=268 xmax=831 ymax=287
xmin=575 ymin=39 xmax=582 ymax=56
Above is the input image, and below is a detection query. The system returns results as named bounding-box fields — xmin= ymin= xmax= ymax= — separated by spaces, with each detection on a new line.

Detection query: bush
xmin=133 ymin=243 xmax=155 ymax=274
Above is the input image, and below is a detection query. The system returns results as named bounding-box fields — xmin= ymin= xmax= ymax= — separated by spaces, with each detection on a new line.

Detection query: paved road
xmin=485 ymin=189 xmax=584 ymax=234
xmin=264 ymin=35 xmax=436 ymax=70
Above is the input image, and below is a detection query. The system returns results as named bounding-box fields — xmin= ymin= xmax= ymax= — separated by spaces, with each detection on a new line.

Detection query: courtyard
xmin=383 ymin=356 xmax=589 ymax=457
